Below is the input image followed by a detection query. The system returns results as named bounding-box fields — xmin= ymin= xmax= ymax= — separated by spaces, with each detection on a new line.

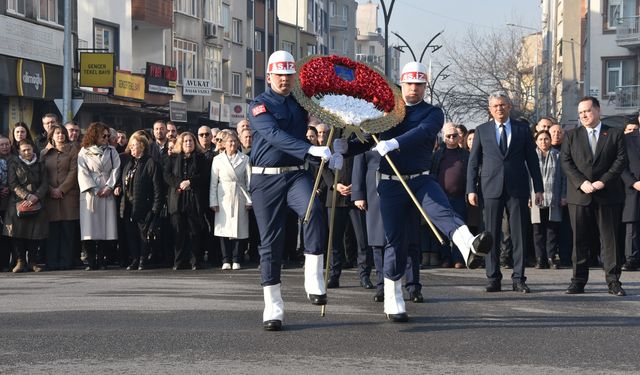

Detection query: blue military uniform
xmin=350 ymin=101 xmax=466 ymax=282
xmin=351 ymin=150 xmax=422 ymax=298
xmin=248 ymin=87 xmax=328 ymax=286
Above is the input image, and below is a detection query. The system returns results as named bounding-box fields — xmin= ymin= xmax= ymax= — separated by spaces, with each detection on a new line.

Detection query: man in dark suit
xmin=560 ymin=96 xmax=628 ymax=296
xmin=467 ymin=92 xmax=544 ymax=293
xmin=622 ymin=125 xmax=640 ymax=271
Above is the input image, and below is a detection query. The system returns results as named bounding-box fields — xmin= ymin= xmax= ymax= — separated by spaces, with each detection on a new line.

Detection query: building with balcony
xmin=355 ymin=1 xmax=399 ymax=81
xmin=328 ymin=0 xmax=356 ymax=58
xmin=278 ymin=0 xmax=329 ymax=57
xmin=585 ymin=0 xmax=639 ymax=119
xmin=0 ymin=0 xmax=68 ymax=136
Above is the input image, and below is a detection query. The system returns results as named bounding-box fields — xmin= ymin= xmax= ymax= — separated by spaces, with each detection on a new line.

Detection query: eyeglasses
xmin=215 ymin=138 xmax=222 ymax=142
xmin=444 ymin=134 xmax=458 ymax=139
xmin=198 ymin=133 xmax=210 ymax=137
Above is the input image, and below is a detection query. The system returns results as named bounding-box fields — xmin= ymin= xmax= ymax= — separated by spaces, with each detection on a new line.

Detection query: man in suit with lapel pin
xmin=561 ymin=96 xmax=628 ymax=296
xmin=467 ymin=92 xmax=544 ymax=293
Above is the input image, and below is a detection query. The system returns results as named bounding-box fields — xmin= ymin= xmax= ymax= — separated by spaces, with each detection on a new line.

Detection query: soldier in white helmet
xmin=248 ymin=50 xmax=340 ymax=331
xmin=337 ymin=61 xmax=494 ymax=322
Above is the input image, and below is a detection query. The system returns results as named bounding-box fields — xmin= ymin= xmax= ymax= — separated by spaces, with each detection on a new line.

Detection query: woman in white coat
xmin=209 ymin=130 xmax=251 ymax=270
xmin=77 ymin=122 xmax=120 ymax=270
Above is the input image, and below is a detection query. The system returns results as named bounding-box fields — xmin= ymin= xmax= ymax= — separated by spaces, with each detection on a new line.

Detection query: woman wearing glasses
xmin=77 ymin=122 xmax=121 ymax=270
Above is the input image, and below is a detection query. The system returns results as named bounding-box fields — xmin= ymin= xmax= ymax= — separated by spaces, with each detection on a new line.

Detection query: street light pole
xmin=379 ymin=0 xmax=396 ymax=77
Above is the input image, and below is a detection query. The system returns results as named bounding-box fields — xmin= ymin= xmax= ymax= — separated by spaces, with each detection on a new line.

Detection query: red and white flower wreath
xmin=292 ymin=55 xmax=405 ymax=140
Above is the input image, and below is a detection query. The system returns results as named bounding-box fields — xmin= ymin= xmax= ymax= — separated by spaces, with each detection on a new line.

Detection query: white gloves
xmin=328 ymin=153 xmax=343 ymax=170
xmin=308 ymin=145 xmax=332 ymax=161
xmin=332 ymin=139 xmax=348 ymax=154
xmin=372 ymin=138 xmax=399 ymax=157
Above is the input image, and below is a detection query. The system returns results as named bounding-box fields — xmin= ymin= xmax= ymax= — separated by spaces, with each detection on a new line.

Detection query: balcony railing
xmin=613 ymin=85 xmax=640 ymax=108
xmin=616 ymin=16 xmax=640 ymax=47
xmin=329 ymin=15 xmax=347 ymax=29
xmin=355 ymin=54 xmax=382 ymax=65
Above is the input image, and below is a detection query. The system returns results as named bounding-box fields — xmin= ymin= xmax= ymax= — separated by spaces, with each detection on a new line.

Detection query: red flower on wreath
xmin=298 ymin=55 xmax=396 ymax=113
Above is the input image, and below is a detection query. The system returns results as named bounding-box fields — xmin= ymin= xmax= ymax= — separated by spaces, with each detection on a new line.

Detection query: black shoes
xmin=263 ymin=320 xmax=282 ymax=331
xmin=308 ymin=294 xmax=327 ymax=305
xmin=360 ymin=276 xmax=374 ymax=289
xmin=327 ymin=278 xmax=340 ymax=289
xmin=622 ymin=261 xmax=638 ymax=271
xmin=466 ymin=252 xmax=483 ymax=270
xmin=512 ymin=281 xmax=531 ymax=294
xmin=565 ymin=282 xmax=585 ymax=294
xmin=485 ymin=281 xmax=501 ymax=292
xmin=608 ymin=282 xmax=626 ymax=296
xmin=373 ymin=290 xmax=384 ymax=302
xmin=549 ymin=255 xmax=561 ymax=269
xmin=409 ymin=291 xmax=424 ymax=303
xmin=386 ymin=313 xmax=409 ymax=323
xmin=126 ymin=259 xmax=139 ymax=271
xmin=534 ymin=257 xmax=549 ymax=269
xmin=471 ymin=231 xmax=493 ymax=256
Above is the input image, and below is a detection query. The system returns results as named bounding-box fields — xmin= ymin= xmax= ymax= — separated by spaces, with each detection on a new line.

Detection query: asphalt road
xmin=1 ymin=265 xmax=639 ymax=374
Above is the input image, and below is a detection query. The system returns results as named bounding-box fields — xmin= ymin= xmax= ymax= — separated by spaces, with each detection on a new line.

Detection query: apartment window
xmin=255 ymin=30 xmax=263 ymax=52
xmin=174 ymin=38 xmax=198 ymax=84
xmin=205 ymin=46 xmax=222 ymax=89
xmin=95 ymin=23 xmax=118 ymax=53
xmin=221 ymin=4 xmax=230 ymax=39
xmin=343 ymin=38 xmax=348 ymax=54
xmin=307 ymin=0 xmax=314 ymax=21
xmin=7 ymin=0 xmax=26 ymax=15
xmin=369 ymin=45 xmax=375 ymax=55
xmin=605 ymin=0 xmax=637 ymax=30
xmin=307 ymin=44 xmax=316 ymax=55
xmin=38 ymin=0 xmax=59 ymax=24
xmin=174 ymin=0 xmax=198 ymax=17
xmin=232 ymin=18 xmax=242 ymax=44
xmin=604 ymin=57 xmax=635 ymax=95
xmin=282 ymin=41 xmax=295 ymax=55
xmin=231 ymin=72 xmax=242 ymax=96
xmin=204 ymin=0 xmax=220 ymax=23
xmin=342 ymin=5 xmax=348 ymax=20
xmin=329 ymin=1 xmax=336 ymax=17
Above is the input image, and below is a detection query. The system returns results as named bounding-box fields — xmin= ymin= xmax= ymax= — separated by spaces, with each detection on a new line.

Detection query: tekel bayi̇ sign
xmin=114 ymin=71 xmax=145 ymax=100
xmin=79 ymin=52 xmax=114 ymax=88
xmin=183 ymin=78 xmax=212 ymax=96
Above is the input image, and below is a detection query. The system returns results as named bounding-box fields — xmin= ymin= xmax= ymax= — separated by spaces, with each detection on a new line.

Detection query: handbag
xmin=16 ymin=200 xmax=42 ymax=218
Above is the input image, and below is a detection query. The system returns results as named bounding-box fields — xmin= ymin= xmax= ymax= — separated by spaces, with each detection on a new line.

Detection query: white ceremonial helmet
xmin=267 ymin=50 xmax=296 ymax=74
xmin=400 ymin=61 xmax=428 ymax=83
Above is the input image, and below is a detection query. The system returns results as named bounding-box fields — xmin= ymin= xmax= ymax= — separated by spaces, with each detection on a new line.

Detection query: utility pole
xmin=62 ymin=0 xmax=72 ymax=123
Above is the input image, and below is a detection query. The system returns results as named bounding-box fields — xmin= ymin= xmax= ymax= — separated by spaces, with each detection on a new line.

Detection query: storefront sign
xmin=79 ymin=52 xmax=114 ymax=88
xmin=209 ymin=101 xmax=220 ymax=121
xmin=230 ymin=103 xmax=247 ymax=125
xmin=183 ymin=78 xmax=212 ymax=96
xmin=220 ymin=104 xmax=230 ymax=123
xmin=16 ymin=59 xmax=45 ymax=98
xmin=170 ymin=100 xmax=188 ymax=122
xmin=114 ymin=71 xmax=145 ymax=100
xmin=146 ymin=62 xmax=177 ymax=95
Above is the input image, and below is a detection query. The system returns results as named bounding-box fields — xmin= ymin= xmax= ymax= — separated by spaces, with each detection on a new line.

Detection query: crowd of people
xmin=2 ymin=54 xmax=640 ymax=329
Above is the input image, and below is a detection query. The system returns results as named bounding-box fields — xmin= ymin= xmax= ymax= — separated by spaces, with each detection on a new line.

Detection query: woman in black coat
xmin=119 ymin=133 xmax=164 ymax=270
xmin=163 ymin=132 xmax=207 ymax=270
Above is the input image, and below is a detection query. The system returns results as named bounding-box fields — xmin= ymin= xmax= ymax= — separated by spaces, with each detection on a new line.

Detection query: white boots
xmin=384 ymin=278 xmax=408 ymax=322
xmin=304 ymin=254 xmax=327 ymax=305
xmin=452 ymin=225 xmax=492 ymax=269
xmin=263 ymin=284 xmax=284 ymax=331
